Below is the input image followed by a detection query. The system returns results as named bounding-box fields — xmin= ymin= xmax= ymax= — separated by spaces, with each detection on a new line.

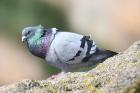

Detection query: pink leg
xmin=48 ymin=72 xmax=65 ymax=80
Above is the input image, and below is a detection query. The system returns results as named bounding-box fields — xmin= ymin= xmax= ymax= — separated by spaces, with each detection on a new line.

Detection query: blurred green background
xmin=0 ymin=0 xmax=140 ymax=85
xmin=0 ymin=0 xmax=68 ymax=36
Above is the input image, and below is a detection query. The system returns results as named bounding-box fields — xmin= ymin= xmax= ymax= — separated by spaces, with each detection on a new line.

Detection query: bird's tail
xmin=82 ymin=48 xmax=118 ymax=63
xmin=92 ymin=48 xmax=117 ymax=62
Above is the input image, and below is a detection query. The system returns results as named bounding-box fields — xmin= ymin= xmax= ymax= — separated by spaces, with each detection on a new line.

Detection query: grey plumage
xmin=21 ymin=25 xmax=117 ymax=72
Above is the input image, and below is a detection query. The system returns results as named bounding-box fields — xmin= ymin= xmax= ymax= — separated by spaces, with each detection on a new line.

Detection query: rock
xmin=0 ymin=41 xmax=140 ymax=93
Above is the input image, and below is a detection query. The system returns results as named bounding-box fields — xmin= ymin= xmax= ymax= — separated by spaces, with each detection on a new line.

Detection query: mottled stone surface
xmin=1 ymin=41 xmax=140 ymax=93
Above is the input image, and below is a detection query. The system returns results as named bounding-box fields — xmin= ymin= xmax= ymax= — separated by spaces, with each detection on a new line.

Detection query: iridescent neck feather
xmin=27 ymin=31 xmax=54 ymax=59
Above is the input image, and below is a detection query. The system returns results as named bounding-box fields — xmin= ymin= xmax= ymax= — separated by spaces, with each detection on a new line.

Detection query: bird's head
xmin=21 ymin=25 xmax=57 ymax=58
xmin=21 ymin=25 xmax=44 ymax=43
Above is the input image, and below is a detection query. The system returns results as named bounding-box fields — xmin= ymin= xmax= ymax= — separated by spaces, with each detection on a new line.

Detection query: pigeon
xmin=22 ymin=25 xmax=117 ymax=72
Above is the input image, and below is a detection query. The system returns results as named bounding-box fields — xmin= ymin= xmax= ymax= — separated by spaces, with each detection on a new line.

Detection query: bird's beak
xmin=22 ymin=36 xmax=26 ymax=42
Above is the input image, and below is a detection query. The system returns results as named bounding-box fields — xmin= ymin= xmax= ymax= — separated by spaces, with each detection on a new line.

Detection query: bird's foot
xmin=48 ymin=72 xmax=65 ymax=80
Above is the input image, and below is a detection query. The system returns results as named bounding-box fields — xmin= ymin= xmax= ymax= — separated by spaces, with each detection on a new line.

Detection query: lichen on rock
xmin=1 ymin=41 xmax=140 ymax=93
